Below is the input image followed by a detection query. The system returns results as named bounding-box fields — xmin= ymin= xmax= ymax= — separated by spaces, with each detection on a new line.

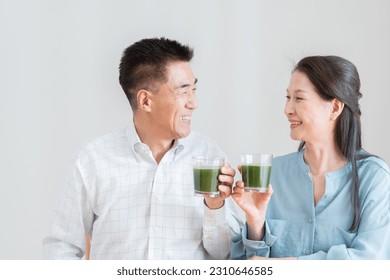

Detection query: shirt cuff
xmin=241 ymin=220 xmax=277 ymax=258
xmin=203 ymin=200 xmax=226 ymax=225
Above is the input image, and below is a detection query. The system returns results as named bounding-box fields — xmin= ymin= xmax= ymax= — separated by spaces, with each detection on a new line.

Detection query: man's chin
xmin=176 ymin=129 xmax=192 ymax=139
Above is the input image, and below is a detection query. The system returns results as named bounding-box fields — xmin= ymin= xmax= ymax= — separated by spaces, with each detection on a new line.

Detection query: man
xmin=43 ymin=37 xmax=237 ymax=259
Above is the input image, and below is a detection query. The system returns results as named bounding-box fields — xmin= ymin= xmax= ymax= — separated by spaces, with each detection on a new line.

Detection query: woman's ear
xmin=330 ymin=98 xmax=345 ymax=121
xmin=137 ymin=89 xmax=152 ymax=112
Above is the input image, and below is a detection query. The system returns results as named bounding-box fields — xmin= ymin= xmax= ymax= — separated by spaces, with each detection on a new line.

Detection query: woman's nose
xmin=284 ymin=100 xmax=294 ymax=116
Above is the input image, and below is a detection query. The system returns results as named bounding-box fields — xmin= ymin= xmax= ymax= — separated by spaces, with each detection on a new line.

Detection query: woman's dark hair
xmin=119 ymin=37 xmax=193 ymax=110
xmin=294 ymin=55 xmax=371 ymax=232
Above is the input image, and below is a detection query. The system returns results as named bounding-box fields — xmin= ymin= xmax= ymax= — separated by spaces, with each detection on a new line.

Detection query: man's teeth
xmin=182 ymin=116 xmax=191 ymax=121
xmin=291 ymin=121 xmax=302 ymax=125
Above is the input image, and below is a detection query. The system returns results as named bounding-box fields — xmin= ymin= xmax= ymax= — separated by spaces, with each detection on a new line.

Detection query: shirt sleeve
xmin=42 ymin=154 xmax=93 ymax=259
xmin=203 ymin=197 xmax=242 ymax=259
xmin=230 ymin=220 xmax=278 ymax=259
xmin=299 ymin=164 xmax=390 ymax=260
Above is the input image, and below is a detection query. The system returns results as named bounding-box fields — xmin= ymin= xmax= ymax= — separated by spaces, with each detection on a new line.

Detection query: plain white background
xmin=1 ymin=0 xmax=389 ymax=259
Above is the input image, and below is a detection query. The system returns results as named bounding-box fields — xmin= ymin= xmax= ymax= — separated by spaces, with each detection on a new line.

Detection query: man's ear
xmin=330 ymin=98 xmax=345 ymax=121
xmin=137 ymin=89 xmax=152 ymax=112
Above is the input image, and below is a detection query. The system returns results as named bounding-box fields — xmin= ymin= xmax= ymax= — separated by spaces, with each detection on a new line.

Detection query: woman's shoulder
xmin=359 ymin=155 xmax=390 ymax=175
xmin=271 ymin=151 xmax=305 ymax=175
xmin=357 ymin=155 xmax=390 ymax=202
xmin=273 ymin=151 xmax=302 ymax=165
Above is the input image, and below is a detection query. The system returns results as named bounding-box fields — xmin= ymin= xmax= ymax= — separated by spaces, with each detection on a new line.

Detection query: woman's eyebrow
xmin=286 ymin=88 xmax=309 ymax=94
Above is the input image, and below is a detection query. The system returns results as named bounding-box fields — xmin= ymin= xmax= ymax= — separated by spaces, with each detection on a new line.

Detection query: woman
xmin=231 ymin=56 xmax=390 ymax=259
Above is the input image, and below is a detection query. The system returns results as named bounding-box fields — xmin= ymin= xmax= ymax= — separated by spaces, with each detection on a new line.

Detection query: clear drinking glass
xmin=192 ymin=156 xmax=224 ymax=197
xmin=241 ymin=153 xmax=273 ymax=192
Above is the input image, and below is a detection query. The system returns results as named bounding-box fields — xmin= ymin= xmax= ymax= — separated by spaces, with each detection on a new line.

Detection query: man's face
xmin=149 ymin=61 xmax=198 ymax=140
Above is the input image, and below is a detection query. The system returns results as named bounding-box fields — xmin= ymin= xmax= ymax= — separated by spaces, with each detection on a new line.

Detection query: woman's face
xmin=284 ymin=71 xmax=335 ymax=144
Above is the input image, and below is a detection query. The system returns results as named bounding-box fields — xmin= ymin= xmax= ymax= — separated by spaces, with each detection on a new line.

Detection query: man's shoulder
xmin=188 ymin=130 xmax=217 ymax=143
xmin=185 ymin=130 xmax=221 ymax=148
xmin=74 ymin=127 xmax=129 ymax=159
xmin=182 ymin=131 xmax=226 ymax=158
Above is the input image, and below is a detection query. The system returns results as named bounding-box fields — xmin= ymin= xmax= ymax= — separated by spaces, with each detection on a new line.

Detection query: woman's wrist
xmin=246 ymin=215 xmax=265 ymax=241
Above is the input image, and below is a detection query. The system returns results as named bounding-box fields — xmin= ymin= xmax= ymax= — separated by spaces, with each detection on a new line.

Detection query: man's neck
xmin=134 ymin=117 xmax=174 ymax=164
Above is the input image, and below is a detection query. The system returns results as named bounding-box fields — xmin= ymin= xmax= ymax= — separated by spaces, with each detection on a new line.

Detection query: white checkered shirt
xmin=43 ymin=123 xmax=238 ymax=259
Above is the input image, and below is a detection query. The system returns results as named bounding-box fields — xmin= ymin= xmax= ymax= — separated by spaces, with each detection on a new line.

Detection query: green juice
xmin=241 ymin=164 xmax=272 ymax=192
xmin=193 ymin=167 xmax=221 ymax=195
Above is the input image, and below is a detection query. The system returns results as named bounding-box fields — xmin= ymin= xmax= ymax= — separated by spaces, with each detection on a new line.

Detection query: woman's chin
xmin=290 ymin=133 xmax=302 ymax=141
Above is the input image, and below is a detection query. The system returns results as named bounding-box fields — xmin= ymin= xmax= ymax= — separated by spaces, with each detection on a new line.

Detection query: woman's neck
xmin=303 ymin=141 xmax=347 ymax=175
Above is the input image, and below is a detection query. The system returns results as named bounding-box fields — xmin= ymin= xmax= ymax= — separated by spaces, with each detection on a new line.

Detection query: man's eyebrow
xmin=178 ymin=78 xmax=198 ymax=89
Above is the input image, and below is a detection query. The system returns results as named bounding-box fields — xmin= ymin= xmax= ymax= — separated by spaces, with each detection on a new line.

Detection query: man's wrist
xmin=203 ymin=198 xmax=224 ymax=209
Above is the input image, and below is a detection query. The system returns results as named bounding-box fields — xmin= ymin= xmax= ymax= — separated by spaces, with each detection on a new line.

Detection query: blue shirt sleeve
xmin=230 ymin=221 xmax=277 ymax=259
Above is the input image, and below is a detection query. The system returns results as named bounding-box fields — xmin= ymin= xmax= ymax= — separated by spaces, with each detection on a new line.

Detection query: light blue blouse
xmin=231 ymin=150 xmax=390 ymax=259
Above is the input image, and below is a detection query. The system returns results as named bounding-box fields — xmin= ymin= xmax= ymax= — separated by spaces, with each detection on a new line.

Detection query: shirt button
xmin=305 ymin=250 xmax=310 ymax=255
xmin=308 ymin=218 xmax=313 ymax=223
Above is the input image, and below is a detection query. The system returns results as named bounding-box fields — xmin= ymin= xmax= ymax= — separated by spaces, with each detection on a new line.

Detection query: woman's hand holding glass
xmin=231 ymin=165 xmax=273 ymax=241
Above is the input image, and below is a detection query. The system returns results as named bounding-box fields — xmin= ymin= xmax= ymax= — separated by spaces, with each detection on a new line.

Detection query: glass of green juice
xmin=192 ymin=156 xmax=224 ymax=197
xmin=241 ymin=153 xmax=273 ymax=192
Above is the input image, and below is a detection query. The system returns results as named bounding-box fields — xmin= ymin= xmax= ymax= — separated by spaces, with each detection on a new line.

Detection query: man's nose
xmin=186 ymin=92 xmax=197 ymax=109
